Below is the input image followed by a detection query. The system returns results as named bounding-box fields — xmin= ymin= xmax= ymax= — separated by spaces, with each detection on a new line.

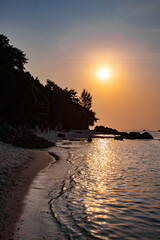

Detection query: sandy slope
xmin=0 ymin=142 xmax=53 ymax=240
xmin=0 ymin=129 xmax=96 ymax=239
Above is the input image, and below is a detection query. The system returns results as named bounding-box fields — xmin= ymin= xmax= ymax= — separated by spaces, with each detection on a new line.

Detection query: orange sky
xmin=1 ymin=0 xmax=160 ymax=130
xmin=26 ymin=41 xmax=160 ymax=131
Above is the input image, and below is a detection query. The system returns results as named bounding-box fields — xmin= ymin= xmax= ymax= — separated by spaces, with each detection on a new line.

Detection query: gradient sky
xmin=1 ymin=0 xmax=160 ymax=130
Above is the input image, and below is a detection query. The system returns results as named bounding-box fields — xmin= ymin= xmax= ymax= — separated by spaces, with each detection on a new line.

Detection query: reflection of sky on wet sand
xmin=15 ymin=146 xmax=73 ymax=240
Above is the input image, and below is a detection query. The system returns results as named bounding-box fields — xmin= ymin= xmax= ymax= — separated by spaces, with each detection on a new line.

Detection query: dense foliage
xmin=0 ymin=35 xmax=98 ymax=129
xmin=80 ymin=88 xmax=92 ymax=110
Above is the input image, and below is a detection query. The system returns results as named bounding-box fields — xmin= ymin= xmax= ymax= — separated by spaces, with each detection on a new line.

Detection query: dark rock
xmin=120 ymin=132 xmax=129 ymax=139
xmin=94 ymin=125 xmax=154 ymax=140
xmin=141 ymin=132 xmax=154 ymax=139
xmin=13 ymin=133 xmax=55 ymax=149
xmin=114 ymin=136 xmax=123 ymax=140
xmin=0 ymin=124 xmax=19 ymax=143
xmin=57 ymin=133 xmax=65 ymax=138
xmin=95 ymin=125 xmax=120 ymax=135
xmin=94 ymin=125 xmax=106 ymax=132
xmin=120 ymin=131 xmax=153 ymax=140
xmin=105 ymin=127 xmax=119 ymax=135
xmin=128 ymin=132 xmax=142 ymax=139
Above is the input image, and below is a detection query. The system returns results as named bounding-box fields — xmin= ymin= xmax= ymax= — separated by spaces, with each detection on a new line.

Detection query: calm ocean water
xmin=16 ymin=132 xmax=160 ymax=240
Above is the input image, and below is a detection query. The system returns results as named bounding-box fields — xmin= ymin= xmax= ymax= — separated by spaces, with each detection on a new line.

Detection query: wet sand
xmin=15 ymin=145 xmax=72 ymax=240
xmin=0 ymin=129 xmax=98 ymax=239
xmin=0 ymin=150 xmax=53 ymax=240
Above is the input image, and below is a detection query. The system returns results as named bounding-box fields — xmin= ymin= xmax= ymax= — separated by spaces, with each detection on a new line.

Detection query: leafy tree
xmin=46 ymin=79 xmax=60 ymax=91
xmin=0 ymin=35 xmax=27 ymax=71
xmin=0 ymin=35 xmax=98 ymax=129
xmin=80 ymin=88 xmax=92 ymax=109
xmin=64 ymin=88 xmax=80 ymax=103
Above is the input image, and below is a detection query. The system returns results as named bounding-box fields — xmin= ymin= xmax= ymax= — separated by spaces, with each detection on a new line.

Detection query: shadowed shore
xmin=0 ymin=129 xmax=92 ymax=239
xmin=0 ymin=150 xmax=53 ymax=240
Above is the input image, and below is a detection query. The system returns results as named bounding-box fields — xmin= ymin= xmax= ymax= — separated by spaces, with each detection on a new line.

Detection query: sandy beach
xmin=0 ymin=142 xmax=54 ymax=240
xmin=0 ymin=129 xmax=159 ymax=239
xmin=0 ymin=129 xmax=95 ymax=240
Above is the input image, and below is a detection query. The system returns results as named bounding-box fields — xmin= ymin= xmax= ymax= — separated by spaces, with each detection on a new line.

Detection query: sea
xmin=15 ymin=131 xmax=160 ymax=240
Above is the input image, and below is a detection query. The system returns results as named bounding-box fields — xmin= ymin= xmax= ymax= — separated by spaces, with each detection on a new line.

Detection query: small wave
xmin=48 ymin=138 xmax=160 ymax=239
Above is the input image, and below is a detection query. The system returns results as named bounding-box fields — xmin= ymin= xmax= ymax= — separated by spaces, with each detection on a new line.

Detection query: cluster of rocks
xmin=95 ymin=126 xmax=119 ymax=135
xmin=95 ymin=125 xmax=154 ymax=140
xmin=119 ymin=131 xmax=153 ymax=140
xmin=13 ymin=133 xmax=55 ymax=149
xmin=0 ymin=123 xmax=55 ymax=149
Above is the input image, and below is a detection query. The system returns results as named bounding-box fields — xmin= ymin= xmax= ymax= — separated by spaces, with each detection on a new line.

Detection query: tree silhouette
xmin=0 ymin=35 xmax=98 ymax=129
xmin=0 ymin=35 xmax=27 ymax=71
xmin=80 ymin=88 xmax=92 ymax=109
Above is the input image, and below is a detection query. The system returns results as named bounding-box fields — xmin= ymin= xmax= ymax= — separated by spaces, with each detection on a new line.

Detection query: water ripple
xmin=50 ymin=137 xmax=160 ymax=239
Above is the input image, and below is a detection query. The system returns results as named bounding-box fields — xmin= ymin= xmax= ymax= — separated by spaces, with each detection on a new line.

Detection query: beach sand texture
xmin=0 ymin=129 xmax=96 ymax=239
xmin=0 ymin=141 xmax=53 ymax=240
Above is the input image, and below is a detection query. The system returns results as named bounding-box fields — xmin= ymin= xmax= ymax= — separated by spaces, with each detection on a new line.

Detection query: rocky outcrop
xmin=95 ymin=125 xmax=119 ymax=135
xmin=0 ymin=123 xmax=19 ymax=143
xmin=120 ymin=131 xmax=153 ymax=139
xmin=141 ymin=132 xmax=154 ymax=139
xmin=13 ymin=133 xmax=55 ymax=149
xmin=120 ymin=132 xmax=141 ymax=139
xmin=94 ymin=125 xmax=106 ymax=132
xmin=94 ymin=125 xmax=154 ymax=140
xmin=0 ymin=123 xmax=55 ymax=148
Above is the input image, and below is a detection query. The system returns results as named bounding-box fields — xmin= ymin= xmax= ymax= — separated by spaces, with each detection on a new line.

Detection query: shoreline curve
xmin=0 ymin=150 xmax=54 ymax=240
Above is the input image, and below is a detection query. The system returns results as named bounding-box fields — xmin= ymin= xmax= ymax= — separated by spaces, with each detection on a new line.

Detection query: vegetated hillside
xmin=0 ymin=35 xmax=98 ymax=129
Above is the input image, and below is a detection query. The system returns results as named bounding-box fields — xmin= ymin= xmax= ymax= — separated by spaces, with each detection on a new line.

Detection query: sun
xmin=98 ymin=68 xmax=111 ymax=80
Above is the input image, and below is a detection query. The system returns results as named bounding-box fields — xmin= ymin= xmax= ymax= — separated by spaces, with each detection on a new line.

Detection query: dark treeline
xmin=0 ymin=35 xmax=98 ymax=130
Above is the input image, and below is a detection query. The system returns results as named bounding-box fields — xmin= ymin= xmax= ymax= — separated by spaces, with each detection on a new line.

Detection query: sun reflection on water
xmin=53 ymin=137 xmax=160 ymax=239
xmin=73 ymin=139 xmax=120 ymax=238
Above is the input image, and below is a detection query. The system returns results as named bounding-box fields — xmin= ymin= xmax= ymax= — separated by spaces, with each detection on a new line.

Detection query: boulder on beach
xmin=0 ymin=123 xmax=19 ymax=143
xmin=13 ymin=132 xmax=55 ymax=149
xmin=0 ymin=123 xmax=55 ymax=148
xmin=57 ymin=133 xmax=65 ymax=138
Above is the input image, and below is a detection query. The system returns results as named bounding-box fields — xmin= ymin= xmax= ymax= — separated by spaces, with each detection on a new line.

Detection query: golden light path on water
xmin=64 ymin=136 xmax=160 ymax=239
xmin=81 ymin=139 xmax=117 ymax=239
xmin=15 ymin=134 xmax=160 ymax=239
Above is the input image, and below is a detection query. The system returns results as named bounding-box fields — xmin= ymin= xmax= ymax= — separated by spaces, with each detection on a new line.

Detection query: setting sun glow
xmin=98 ymin=68 xmax=111 ymax=80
